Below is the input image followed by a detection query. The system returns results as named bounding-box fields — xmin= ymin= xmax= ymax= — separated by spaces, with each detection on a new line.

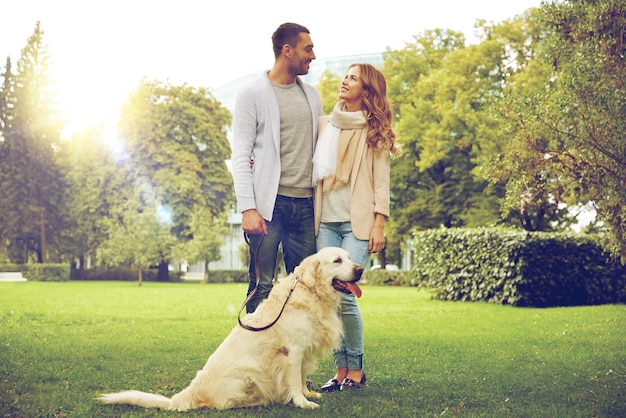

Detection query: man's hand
xmin=241 ymin=209 xmax=268 ymax=235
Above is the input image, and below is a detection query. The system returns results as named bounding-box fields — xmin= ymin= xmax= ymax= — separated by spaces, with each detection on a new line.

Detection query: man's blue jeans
xmin=245 ymin=195 xmax=316 ymax=313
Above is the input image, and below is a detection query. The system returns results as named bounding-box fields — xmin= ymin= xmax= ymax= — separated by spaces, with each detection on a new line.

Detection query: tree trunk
xmin=39 ymin=209 xmax=47 ymax=264
xmin=137 ymin=266 xmax=143 ymax=286
xmin=203 ymin=259 xmax=209 ymax=284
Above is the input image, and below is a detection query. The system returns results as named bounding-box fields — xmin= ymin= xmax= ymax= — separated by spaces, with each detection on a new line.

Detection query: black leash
xmin=238 ymin=233 xmax=298 ymax=332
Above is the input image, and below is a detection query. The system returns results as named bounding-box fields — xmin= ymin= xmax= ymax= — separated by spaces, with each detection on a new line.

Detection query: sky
xmin=1 ymin=0 xmax=544 ymax=134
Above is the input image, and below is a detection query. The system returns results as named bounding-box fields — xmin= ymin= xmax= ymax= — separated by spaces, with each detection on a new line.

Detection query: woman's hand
xmin=368 ymin=214 xmax=386 ymax=253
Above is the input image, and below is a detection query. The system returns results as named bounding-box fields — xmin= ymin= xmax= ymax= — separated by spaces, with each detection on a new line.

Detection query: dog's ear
xmin=296 ymin=258 xmax=320 ymax=288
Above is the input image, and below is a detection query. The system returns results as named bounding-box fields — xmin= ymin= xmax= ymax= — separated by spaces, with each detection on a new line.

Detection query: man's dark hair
xmin=272 ymin=22 xmax=310 ymax=58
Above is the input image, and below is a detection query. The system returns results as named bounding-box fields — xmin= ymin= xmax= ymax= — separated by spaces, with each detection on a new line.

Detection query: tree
xmin=98 ymin=188 xmax=176 ymax=285
xmin=316 ymin=69 xmax=341 ymax=114
xmin=59 ymin=124 xmax=133 ymax=270
xmin=476 ymin=8 xmax=575 ymax=232
xmin=0 ymin=22 xmax=65 ymax=263
xmin=487 ymin=0 xmax=626 ymax=262
xmin=0 ymin=56 xmax=16 ymax=258
xmin=117 ymin=80 xmax=234 ymax=279
xmin=384 ymin=29 xmax=504 ymax=252
xmin=0 ymin=57 xmax=14 ymax=141
xmin=172 ymin=206 xmax=230 ymax=283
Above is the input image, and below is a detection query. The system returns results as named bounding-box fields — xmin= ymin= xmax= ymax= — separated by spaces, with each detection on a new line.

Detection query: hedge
xmin=413 ymin=227 xmax=626 ymax=307
xmin=362 ymin=269 xmax=416 ymax=286
xmin=72 ymin=266 xmax=185 ymax=282
xmin=0 ymin=263 xmax=71 ymax=281
xmin=202 ymin=270 xmax=248 ymax=283
xmin=0 ymin=264 xmax=26 ymax=273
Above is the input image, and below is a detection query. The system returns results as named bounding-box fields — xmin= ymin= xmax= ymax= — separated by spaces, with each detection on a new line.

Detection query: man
xmin=232 ymin=22 xmax=323 ymax=313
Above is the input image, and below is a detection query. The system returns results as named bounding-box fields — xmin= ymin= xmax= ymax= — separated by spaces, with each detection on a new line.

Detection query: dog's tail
xmin=98 ymin=390 xmax=171 ymax=409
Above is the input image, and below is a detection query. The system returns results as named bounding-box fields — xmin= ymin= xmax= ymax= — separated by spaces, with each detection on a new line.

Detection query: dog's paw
xmin=293 ymin=398 xmax=319 ymax=409
xmin=305 ymin=390 xmax=322 ymax=400
xmin=302 ymin=400 xmax=320 ymax=409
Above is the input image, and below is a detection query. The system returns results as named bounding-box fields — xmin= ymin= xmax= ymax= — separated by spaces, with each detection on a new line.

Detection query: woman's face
xmin=339 ymin=65 xmax=367 ymax=110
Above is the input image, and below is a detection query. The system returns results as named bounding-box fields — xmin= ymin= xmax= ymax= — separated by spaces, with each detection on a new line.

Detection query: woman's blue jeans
xmin=317 ymin=221 xmax=369 ymax=371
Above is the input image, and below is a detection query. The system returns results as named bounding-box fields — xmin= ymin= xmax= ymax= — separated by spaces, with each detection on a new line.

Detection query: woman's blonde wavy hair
xmin=342 ymin=63 xmax=401 ymax=157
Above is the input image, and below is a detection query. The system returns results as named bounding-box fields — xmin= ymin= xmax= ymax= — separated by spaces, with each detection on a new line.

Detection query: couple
xmin=231 ymin=22 xmax=401 ymax=393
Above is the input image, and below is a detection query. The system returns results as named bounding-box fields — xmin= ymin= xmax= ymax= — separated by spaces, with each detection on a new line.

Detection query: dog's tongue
xmin=346 ymin=282 xmax=362 ymax=298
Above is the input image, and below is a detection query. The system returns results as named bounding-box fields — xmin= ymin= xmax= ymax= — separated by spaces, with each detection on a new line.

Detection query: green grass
xmin=1 ymin=281 xmax=624 ymax=417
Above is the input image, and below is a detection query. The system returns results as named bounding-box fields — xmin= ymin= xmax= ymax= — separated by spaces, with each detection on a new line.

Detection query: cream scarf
xmin=312 ymin=102 xmax=367 ymax=191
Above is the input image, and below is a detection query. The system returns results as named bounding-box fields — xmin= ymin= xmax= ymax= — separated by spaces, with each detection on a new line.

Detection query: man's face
xmin=288 ymin=32 xmax=316 ymax=76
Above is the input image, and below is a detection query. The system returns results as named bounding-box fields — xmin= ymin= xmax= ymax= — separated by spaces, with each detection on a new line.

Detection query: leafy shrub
xmin=74 ymin=266 xmax=184 ymax=282
xmin=200 ymin=269 xmax=414 ymax=286
xmin=203 ymin=270 xmax=248 ymax=283
xmin=23 ymin=264 xmax=70 ymax=282
xmin=362 ymin=269 xmax=416 ymax=286
xmin=0 ymin=264 xmax=25 ymax=273
xmin=413 ymin=227 xmax=626 ymax=307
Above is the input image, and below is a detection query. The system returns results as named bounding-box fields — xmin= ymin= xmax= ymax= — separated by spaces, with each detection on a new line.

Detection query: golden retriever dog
xmin=98 ymin=247 xmax=363 ymax=411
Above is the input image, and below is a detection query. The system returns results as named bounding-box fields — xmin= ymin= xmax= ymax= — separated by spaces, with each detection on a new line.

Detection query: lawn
xmin=1 ymin=281 xmax=624 ymax=417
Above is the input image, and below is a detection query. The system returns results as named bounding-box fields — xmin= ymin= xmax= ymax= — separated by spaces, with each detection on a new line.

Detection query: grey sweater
xmin=231 ymin=72 xmax=323 ymax=221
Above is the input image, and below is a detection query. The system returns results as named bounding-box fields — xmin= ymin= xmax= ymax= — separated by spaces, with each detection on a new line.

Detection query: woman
xmin=312 ymin=63 xmax=401 ymax=391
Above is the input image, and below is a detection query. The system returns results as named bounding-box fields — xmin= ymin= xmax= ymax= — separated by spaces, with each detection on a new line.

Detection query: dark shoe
xmin=340 ymin=373 xmax=367 ymax=390
xmin=320 ymin=378 xmax=341 ymax=392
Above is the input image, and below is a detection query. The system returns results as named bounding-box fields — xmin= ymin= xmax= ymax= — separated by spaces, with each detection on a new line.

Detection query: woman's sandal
xmin=340 ymin=373 xmax=367 ymax=390
xmin=320 ymin=378 xmax=341 ymax=392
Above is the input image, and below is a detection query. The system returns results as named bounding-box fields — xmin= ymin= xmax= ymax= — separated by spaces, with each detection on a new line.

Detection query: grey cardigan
xmin=231 ymin=72 xmax=323 ymax=221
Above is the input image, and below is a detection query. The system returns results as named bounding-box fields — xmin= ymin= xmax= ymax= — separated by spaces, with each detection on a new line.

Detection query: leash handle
xmin=238 ymin=233 xmax=261 ymax=310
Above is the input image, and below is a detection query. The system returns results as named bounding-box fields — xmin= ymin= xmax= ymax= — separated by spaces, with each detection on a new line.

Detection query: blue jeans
xmin=245 ymin=195 xmax=316 ymax=313
xmin=317 ymin=221 xmax=369 ymax=371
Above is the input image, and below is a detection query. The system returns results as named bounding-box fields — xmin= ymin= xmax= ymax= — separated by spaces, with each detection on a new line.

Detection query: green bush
xmin=199 ymin=269 xmax=417 ymax=286
xmin=73 ymin=268 xmax=245 ymax=284
xmin=22 ymin=264 xmax=70 ymax=282
xmin=362 ymin=269 xmax=416 ymax=286
xmin=0 ymin=264 xmax=25 ymax=273
xmin=74 ymin=266 xmax=184 ymax=282
xmin=198 ymin=269 xmax=415 ymax=286
xmin=413 ymin=227 xmax=626 ymax=307
xmin=203 ymin=270 xmax=248 ymax=283
xmin=0 ymin=263 xmax=71 ymax=281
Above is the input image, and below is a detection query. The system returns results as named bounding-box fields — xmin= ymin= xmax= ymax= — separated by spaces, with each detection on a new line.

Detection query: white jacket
xmin=231 ymin=72 xmax=323 ymax=221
